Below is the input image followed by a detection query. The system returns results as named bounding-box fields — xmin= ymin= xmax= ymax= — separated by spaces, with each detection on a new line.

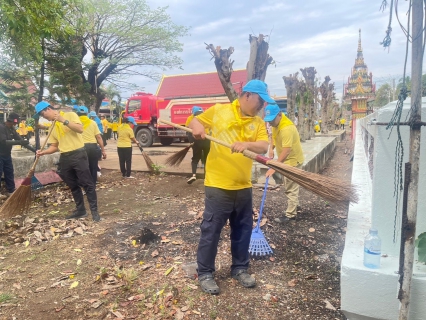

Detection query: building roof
xmin=155 ymin=69 xmax=247 ymax=99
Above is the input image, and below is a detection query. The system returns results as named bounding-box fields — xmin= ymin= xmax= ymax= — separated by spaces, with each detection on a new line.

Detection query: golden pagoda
xmin=343 ymin=29 xmax=376 ymax=128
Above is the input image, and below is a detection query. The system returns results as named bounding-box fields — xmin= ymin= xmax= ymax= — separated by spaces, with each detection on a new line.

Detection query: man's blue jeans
xmin=0 ymin=155 xmax=15 ymax=193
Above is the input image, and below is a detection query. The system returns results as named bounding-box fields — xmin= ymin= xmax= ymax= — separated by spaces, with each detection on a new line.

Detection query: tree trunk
xmin=283 ymin=73 xmax=299 ymax=124
xmin=319 ymin=76 xmax=331 ymax=134
xmin=94 ymin=91 xmax=105 ymax=114
xmin=398 ymin=1 xmax=422 ymax=318
xmin=246 ymin=34 xmax=273 ymax=81
xmin=35 ymin=38 xmax=46 ymax=151
xmin=300 ymin=67 xmax=317 ymax=140
xmin=206 ymin=44 xmax=238 ymax=102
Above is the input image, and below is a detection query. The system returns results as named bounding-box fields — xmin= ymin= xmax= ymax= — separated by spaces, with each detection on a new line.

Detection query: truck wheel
xmin=160 ymin=137 xmax=173 ymax=146
xmin=136 ymin=128 xmax=153 ymax=147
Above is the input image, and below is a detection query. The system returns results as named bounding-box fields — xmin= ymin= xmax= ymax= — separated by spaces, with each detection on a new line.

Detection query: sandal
xmin=199 ymin=274 xmax=220 ymax=295
xmin=232 ymin=270 xmax=256 ymax=288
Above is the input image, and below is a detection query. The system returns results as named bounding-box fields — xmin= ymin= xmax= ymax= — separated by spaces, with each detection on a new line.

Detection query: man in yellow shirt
xmin=185 ymin=106 xmax=210 ymax=184
xmin=264 ymin=104 xmax=304 ymax=222
xmin=189 ymin=79 xmax=273 ymax=294
xmin=117 ymin=116 xmax=141 ymax=178
xmin=17 ymin=120 xmax=28 ymax=140
xmin=77 ymin=106 xmax=107 ymax=184
xmin=34 ymin=101 xmax=101 ymax=222
xmin=112 ymin=121 xmax=119 ymax=140
xmin=100 ymin=115 xmax=108 ymax=146
xmin=340 ymin=117 xmax=346 ymax=130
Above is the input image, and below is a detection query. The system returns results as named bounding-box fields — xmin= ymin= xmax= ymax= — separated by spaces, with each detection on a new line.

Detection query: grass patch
xmin=0 ymin=293 xmax=13 ymax=303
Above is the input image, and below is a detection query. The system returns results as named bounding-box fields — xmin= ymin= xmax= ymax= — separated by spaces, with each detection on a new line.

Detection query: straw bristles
xmin=164 ymin=144 xmax=192 ymax=167
xmin=0 ymin=178 xmax=32 ymax=219
xmin=142 ymin=151 xmax=155 ymax=173
xmin=266 ymin=159 xmax=358 ymax=205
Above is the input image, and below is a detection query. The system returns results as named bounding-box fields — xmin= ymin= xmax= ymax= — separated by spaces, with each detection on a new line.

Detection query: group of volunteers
xmin=1 ymin=78 xmax=303 ymax=296
xmin=25 ymin=102 xmax=141 ymax=221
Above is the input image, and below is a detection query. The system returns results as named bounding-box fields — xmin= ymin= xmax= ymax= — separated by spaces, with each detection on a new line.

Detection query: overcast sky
xmin=124 ymin=0 xmax=419 ymax=101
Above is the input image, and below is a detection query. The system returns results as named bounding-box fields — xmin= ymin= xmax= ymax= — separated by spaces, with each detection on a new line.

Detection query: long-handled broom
xmin=164 ymin=143 xmax=193 ymax=167
xmin=138 ymin=145 xmax=154 ymax=173
xmin=0 ymin=121 xmax=56 ymax=218
xmin=159 ymin=119 xmax=358 ymax=205
xmin=249 ymin=177 xmax=273 ymax=256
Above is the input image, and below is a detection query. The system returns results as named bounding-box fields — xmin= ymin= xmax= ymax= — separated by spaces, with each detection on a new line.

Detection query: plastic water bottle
xmin=363 ymin=228 xmax=381 ymax=269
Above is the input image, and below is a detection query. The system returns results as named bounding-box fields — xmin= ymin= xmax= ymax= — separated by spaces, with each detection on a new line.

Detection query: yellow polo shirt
xmin=18 ymin=123 xmax=28 ymax=135
xmin=340 ymin=118 xmax=346 ymax=125
xmin=48 ymin=112 xmax=84 ymax=153
xmin=81 ymin=118 xmax=101 ymax=144
xmin=196 ymin=99 xmax=268 ymax=190
xmin=112 ymin=122 xmax=119 ymax=132
xmin=117 ymin=124 xmax=134 ymax=147
xmin=186 ymin=114 xmax=209 ymax=134
xmin=272 ymin=115 xmax=304 ymax=167
xmin=101 ymin=119 xmax=109 ymax=133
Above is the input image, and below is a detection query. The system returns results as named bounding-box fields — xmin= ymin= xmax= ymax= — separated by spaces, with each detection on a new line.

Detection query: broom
xmin=159 ymin=119 xmax=358 ymax=205
xmin=0 ymin=121 xmax=56 ymax=218
xmin=164 ymin=143 xmax=193 ymax=167
xmin=138 ymin=145 xmax=154 ymax=173
xmin=249 ymin=177 xmax=273 ymax=256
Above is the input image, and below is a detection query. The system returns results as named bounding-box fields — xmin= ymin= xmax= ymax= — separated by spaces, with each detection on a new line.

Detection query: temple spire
xmin=358 ymin=29 xmax=362 ymax=52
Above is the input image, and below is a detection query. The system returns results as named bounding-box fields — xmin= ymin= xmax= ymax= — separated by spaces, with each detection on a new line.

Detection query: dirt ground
xmin=0 ymin=140 xmax=353 ymax=320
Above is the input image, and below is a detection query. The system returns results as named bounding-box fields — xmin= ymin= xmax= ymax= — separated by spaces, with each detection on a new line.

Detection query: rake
xmin=249 ymin=177 xmax=273 ymax=256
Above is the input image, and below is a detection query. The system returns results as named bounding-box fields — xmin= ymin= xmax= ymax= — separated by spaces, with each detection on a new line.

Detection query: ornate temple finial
xmin=358 ymin=29 xmax=362 ymax=52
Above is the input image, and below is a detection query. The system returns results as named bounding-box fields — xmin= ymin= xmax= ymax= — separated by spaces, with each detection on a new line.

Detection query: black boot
xmin=91 ymin=211 xmax=101 ymax=222
xmin=65 ymin=209 xmax=87 ymax=220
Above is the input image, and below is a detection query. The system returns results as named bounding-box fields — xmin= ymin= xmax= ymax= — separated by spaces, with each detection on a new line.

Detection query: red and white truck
xmin=123 ymin=92 xmax=232 ymax=147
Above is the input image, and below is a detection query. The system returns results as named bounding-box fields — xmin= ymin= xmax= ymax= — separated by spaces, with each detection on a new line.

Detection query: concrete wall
xmin=341 ymin=98 xmax=426 ymax=320
xmin=11 ymin=150 xmax=60 ymax=178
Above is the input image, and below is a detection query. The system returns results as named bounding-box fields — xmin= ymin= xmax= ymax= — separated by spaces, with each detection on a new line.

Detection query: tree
xmin=206 ymin=44 xmax=238 ymax=102
xmin=246 ymin=34 xmax=273 ymax=81
xmin=319 ymin=76 xmax=331 ymax=134
xmin=283 ymin=73 xmax=299 ymax=123
xmin=374 ymin=83 xmax=393 ymax=108
xmin=300 ymin=67 xmax=317 ymax=140
xmin=79 ymin=0 xmax=189 ymax=111
xmin=102 ymin=84 xmax=121 ymax=118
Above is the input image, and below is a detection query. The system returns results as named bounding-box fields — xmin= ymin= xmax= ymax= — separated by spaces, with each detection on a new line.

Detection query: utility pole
xmin=398 ymin=0 xmax=423 ymax=319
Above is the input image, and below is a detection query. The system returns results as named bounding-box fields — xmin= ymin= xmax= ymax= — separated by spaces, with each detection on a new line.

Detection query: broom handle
xmin=159 ymin=119 xmax=266 ymax=163
xmin=28 ymin=120 xmax=57 ymax=174
xmin=255 ymin=177 xmax=269 ymax=232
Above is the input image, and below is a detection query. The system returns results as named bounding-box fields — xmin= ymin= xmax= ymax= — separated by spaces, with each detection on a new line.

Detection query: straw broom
xmin=0 ymin=121 xmax=56 ymax=219
xmin=138 ymin=146 xmax=154 ymax=173
xmin=160 ymin=119 xmax=358 ymax=205
xmin=164 ymin=143 xmax=193 ymax=167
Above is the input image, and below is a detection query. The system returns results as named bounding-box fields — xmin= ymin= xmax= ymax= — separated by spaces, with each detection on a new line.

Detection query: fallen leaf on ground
xmin=111 ymin=310 xmax=124 ymax=318
xmin=309 ymin=228 xmax=315 ymax=232
xmin=151 ymin=250 xmax=159 ymax=257
xmin=287 ymin=279 xmax=298 ymax=287
xmin=324 ymin=299 xmax=336 ymax=310
xmin=265 ymin=284 xmax=275 ymax=290
xmin=164 ymin=266 xmax=174 ymax=276
xmin=69 ymin=281 xmax=79 ymax=289
xmin=35 ymin=287 xmax=46 ymax=292
xmin=76 ymin=259 xmax=82 ymax=266
xmin=73 ymin=248 xmax=82 ymax=252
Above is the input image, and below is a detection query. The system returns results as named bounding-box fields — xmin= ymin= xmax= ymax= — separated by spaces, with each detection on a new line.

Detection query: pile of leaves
xmin=1 ymin=216 xmax=92 ymax=245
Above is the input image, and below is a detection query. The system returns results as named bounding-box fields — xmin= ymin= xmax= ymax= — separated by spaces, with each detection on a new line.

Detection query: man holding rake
xmin=264 ymin=104 xmax=304 ymax=222
xmin=189 ymin=79 xmax=274 ymax=295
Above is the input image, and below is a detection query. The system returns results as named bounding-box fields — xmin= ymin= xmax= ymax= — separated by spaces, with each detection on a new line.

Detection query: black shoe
xmin=232 ymin=270 xmax=256 ymax=288
xmin=274 ymin=216 xmax=296 ymax=223
xmin=199 ymin=274 xmax=220 ymax=295
xmin=65 ymin=210 xmax=87 ymax=220
xmin=91 ymin=211 xmax=101 ymax=222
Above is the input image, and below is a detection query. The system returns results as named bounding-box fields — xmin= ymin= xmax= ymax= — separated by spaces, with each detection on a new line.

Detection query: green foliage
xmin=0 ymin=293 xmax=13 ymax=303
xmin=374 ymin=83 xmax=393 ymax=108
xmin=415 ymin=232 xmax=426 ymax=264
xmin=395 ymin=75 xmax=426 ymax=98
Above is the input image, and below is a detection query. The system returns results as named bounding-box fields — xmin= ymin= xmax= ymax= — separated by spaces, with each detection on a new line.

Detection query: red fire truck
xmin=123 ymin=92 xmax=232 ymax=147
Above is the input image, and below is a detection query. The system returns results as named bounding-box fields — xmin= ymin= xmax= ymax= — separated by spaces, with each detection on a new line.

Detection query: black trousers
xmin=197 ymin=187 xmax=253 ymax=277
xmin=191 ymin=140 xmax=210 ymax=174
xmin=107 ymin=128 xmax=112 ymax=140
xmin=60 ymin=148 xmax=98 ymax=213
xmin=0 ymin=154 xmax=15 ymax=193
xmin=84 ymin=143 xmax=99 ymax=185
xmin=117 ymin=147 xmax=132 ymax=177
xmin=102 ymin=134 xmax=107 ymax=147
xmin=113 ymin=131 xmax=118 ymax=140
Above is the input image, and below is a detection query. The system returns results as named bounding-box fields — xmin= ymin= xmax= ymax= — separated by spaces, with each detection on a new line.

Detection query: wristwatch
xmin=63 ymin=120 xmax=70 ymax=126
